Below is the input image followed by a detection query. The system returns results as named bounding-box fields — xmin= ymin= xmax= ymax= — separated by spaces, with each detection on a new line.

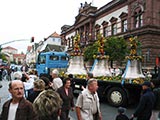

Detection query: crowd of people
xmin=0 ymin=66 xmax=160 ymax=120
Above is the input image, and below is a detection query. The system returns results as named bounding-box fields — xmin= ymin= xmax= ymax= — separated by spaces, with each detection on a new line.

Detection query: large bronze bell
xmin=91 ymin=59 xmax=112 ymax=77
xmin=122 ymin=59 xmax=145 ymax=79
xmin=66 ymin=56 xmax=87 ymax=75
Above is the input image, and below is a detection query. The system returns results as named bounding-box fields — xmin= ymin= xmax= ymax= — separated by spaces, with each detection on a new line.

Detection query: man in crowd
xmin=51 ymin=69 xmax=63 ymax=91
xmin=76 ymin=78 xmax=102 ymax=120
xmin=131 ymin=81 xmax=156 ymax=120
xmin=0 ymin=80 xmax=38 ymax=120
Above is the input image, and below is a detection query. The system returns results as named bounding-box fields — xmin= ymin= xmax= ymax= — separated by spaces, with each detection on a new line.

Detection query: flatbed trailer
xmin=72 ymin=78 xmax=160 ymax=107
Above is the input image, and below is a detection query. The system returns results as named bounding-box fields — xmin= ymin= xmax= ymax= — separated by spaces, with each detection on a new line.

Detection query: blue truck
xmin=36 ymin=51 xmax=69 ymax=77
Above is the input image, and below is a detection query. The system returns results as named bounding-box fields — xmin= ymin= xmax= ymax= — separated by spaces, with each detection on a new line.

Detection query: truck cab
xmin=36 ymin=51 xmax=69 ymax=77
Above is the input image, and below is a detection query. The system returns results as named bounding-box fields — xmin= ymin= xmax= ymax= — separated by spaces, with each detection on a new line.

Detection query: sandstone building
xmin=61 ymin=0 xmax=160 ymax=69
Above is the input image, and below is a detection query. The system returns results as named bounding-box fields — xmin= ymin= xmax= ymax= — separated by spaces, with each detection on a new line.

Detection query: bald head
xmin=8 ymin=80 xmax=24 ymax=102
xmin=9 ymin=80 xmax=23 ymax=89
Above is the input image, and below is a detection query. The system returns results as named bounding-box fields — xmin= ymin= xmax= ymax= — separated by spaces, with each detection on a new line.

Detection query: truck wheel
xmin=107 ymin=87 xmax=128 ymax=107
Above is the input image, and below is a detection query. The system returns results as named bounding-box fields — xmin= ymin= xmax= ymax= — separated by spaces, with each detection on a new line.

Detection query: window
xmin=52 ymin=38 xmax=55 ymax=42
xmin=96 ymin=29 xmax=100 ymax=36
xmin=110 ymin=17 xmax=117 ymax=35
xmin=119 ymin=12 xmax=128 ymax=32
xmin=103 ymin=27 xmax=109 ymax=37
xmin=102 ymin=21 xmax=108 ymax=37
xmin=122 ymin=20 xmax=127 ymax=32
xmin=134 ymin=11 xmax=143 ymax=28
xmin=61 ymin=56 xmax=68 ymax=61
xmin=112 ymin=23 xmax=117 ymax=35
xmin=49 ymin=56 xmax=58 ymax=60
xmin=95 ymin=24 xmax=101 ymax=39
xmin=39 ymin=55 xmax=46 ymax=64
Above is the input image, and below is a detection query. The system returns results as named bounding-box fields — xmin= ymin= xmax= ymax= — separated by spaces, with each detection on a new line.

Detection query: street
xmin=0 ymin=80 xmax=159 ymax=120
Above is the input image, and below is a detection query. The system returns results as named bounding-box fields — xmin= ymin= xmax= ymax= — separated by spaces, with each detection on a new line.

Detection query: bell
xmin=91 ymin=59 xmax=112 ymax=77
xmin=122 ymin=59 xmax=145 ymax=79
xmin=66 ymin=56 xmax=87 ymax=75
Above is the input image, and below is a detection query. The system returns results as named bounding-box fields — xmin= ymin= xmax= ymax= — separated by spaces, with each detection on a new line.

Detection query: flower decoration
xmin=93 ymin=33 xmax=109 ymax=60
xmin=126 ymin=36 xmax=143 ymax=61
xmin=129 ymin=36 xmax=138 ymax=56
xmin=71 ymin=34 xmax=83 ymax=56
xmin=93 ymin=54 xmax=109 ymax=59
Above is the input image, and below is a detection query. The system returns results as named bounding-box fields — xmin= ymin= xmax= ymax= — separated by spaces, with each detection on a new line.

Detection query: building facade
xmin=2 ymin=46 xmax=18 ymax=55
xmin=61 ymin=0 xmax=160 ymax=69
xmin=25 ymin=32 xmax=66 ymax=66
xmin=13 ymin=54 xmax=26 ymax=65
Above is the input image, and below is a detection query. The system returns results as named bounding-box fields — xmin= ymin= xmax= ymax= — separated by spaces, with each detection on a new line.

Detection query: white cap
xmin=52 ymin=69 xmax=59 ymax=75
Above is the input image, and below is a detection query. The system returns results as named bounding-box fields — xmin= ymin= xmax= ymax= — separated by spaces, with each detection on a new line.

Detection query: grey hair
xmin=87 ymin=78 xmax=97 ymax=86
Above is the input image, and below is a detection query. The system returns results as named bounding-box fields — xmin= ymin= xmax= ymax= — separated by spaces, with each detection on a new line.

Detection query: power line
xmin=0 ymin=39 xmax=30 ymax=46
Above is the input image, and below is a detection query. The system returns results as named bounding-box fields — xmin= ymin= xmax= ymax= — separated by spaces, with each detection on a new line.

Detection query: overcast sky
xmin=0 ymin=0 xmax=112 ymax=53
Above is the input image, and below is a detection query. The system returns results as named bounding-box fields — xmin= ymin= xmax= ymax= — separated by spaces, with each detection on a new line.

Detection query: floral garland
xmin=125 ymin=55 xmax=143 ymax=61
xmin=93 ymin=54 xmax=109 ymax=59
xmin=71 ymin=34 xmax=83 ymax=56
xmin=93 ymin=33 xmax=109 ymax=60
xmin=126 ymin=36 xmax=143 ymax=61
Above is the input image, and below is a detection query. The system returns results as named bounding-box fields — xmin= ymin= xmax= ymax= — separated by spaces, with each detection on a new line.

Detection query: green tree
xmin=83 ymin=42 xmax=99 ymax=61
xmin=0 ymin=53 xmax=7 ymax=61
xmin=105 ymin=36 xmax=128 ymax=67
xmin=83 ymin=36 xmax=128 ymax=68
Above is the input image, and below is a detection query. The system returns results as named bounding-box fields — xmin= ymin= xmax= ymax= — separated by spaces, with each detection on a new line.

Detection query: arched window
xmin=134 ymin=10 xmax=143 ymax=28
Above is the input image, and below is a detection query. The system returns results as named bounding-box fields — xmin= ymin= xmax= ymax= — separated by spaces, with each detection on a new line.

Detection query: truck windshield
xmin=39 ymin=55 xmax=46 ymax=64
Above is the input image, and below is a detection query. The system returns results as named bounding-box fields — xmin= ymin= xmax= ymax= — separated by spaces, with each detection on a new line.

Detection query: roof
xmin=50 ymin=32 xmax=61 ymax=38
xmin=3 ymin=46 xmax=17 ymax=50
xmin=41 ymin=44 xmax=66 ymax=52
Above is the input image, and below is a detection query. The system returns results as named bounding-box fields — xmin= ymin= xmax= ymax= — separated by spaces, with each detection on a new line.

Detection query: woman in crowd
xmin=57 ymin=78 xmax=74 ymax=120
xmin=33 ymin=89 xmax=62 ymax=120
xmin=27 ymin=79 xmax=45 ymax=103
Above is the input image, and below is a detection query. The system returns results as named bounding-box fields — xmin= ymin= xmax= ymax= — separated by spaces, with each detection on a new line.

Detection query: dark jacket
xmin=134 ymin=88 xmax=156 ymax=120
xmin=116 ymin=114 xmax=129 ymax=120
xmin=27 ymin=91 xmax=42 ymax=103
xmin=0 ymin=97 xmax=38 ymax=120
xmin=57 ymin=86 xmax=74 ymax=111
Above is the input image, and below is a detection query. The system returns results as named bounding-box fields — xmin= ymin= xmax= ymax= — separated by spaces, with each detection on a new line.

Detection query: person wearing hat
xmin=131 ymin=81 xmax=156 ymax=120
xmin=51 ymin=69 xmax=63 ymax=91
xmin=115 ymin=107 xmax=129 ymax=120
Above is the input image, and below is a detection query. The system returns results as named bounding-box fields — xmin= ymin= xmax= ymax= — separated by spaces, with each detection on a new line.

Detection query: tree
xmin=105 ymin=36 xmax=128 ymax=67
xmin=0 ymin=53 xmax=7 ymax=61
xmin=83 ymin=36 xmax=128 ymax=68
xmin=83 ymin=42 xmax=99 ymax=61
